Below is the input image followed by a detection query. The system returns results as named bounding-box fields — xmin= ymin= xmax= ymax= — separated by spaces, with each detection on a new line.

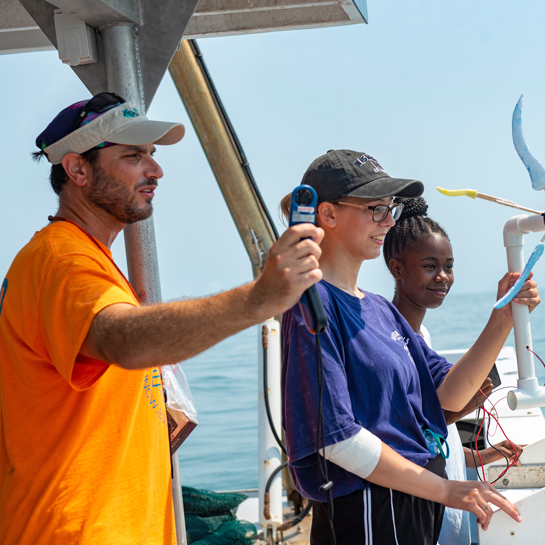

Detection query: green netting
xmin=185 ymin=514 xmax=233 ymax=542
xmin=188 ymin=517 xmax=256 ymax=545
xmin=182 ymin=486 xmax=248 ymax=516
xmin=183 ymin=487 xmax=257 ymax=545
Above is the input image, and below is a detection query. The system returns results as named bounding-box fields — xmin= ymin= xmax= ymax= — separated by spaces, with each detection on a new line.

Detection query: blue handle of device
xmin=299 ymin=285 xmax=327 ymax=335
xmin=494 ymin=241 xmax=544 ymax=309
xmin=288 ymin=185 xmax=327 ymax=334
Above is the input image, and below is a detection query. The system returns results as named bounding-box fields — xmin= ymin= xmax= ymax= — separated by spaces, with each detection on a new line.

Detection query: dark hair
xmin=383 ymin=196 xmax=449 ymax=268
xmin=32 ymin=148 xmax=101 ymax=196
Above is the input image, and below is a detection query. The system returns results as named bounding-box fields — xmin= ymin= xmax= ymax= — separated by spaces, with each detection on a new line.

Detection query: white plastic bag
xmin=162 ymin=363 xmax=198 ymax=454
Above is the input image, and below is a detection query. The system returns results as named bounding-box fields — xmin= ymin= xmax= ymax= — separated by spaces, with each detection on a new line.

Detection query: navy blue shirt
xmin=281 ymin=281 xmax=452 ymax=502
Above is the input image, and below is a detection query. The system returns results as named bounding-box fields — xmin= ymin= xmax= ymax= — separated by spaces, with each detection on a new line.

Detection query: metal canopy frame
xmin=1 ymin=0 xmax=368 ymax=57
xmin=186 ymin=0 xmax=368 ymax=38
xmin=18 ymin=0 xmax=199 ymax=110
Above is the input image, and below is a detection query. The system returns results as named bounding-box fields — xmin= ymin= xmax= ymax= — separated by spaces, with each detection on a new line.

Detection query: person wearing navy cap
xmin=279 ymin=150 xmax=535 ymax=545
xmin=0 ymin=93 xmax=323 ymax=545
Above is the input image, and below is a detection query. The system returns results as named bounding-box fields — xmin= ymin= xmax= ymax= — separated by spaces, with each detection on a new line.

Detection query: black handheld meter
xmin=488 ymin=363 xmax=501 ymax=389
xmin=289 ymin=185 xmax=327 ymax=335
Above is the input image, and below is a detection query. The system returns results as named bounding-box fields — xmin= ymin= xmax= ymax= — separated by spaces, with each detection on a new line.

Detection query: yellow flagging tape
xmin=436 ymin=187 xmax=478 ymax=199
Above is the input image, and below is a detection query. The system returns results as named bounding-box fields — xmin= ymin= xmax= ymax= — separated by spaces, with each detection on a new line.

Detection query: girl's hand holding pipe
xmin=437 ymin=272 xmax=538 ymax=412
xmin=495 ymin=271 xmax=540 ymax=322
xmin=442 ymin=480 xmax=522 ymax=531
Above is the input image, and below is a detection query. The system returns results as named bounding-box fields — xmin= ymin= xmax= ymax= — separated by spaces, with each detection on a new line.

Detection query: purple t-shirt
xmin=281 ymin=280 xmax=452 ymax=502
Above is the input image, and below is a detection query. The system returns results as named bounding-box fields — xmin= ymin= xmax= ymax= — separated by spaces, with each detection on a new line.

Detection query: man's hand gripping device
xmin=289 ymin=185 xmax=327 ymax=334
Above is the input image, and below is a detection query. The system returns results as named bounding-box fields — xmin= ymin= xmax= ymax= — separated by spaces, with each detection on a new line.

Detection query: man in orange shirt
xmin=0 ymin=93 xmax=323 ymax=545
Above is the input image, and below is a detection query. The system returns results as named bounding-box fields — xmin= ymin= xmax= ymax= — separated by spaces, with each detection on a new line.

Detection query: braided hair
xmin=383 ymin=197 xmax=449 ymax=268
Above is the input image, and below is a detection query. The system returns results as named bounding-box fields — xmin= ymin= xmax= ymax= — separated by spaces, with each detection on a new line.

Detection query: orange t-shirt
xmin=0 ymin=221 xmax=175 ymax=545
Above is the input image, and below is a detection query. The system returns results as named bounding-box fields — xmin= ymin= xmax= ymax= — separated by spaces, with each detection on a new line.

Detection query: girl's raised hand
xmin=495 ymin=271 xmax=540 ymax=320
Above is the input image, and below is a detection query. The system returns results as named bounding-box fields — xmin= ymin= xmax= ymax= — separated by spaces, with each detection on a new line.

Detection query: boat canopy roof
xmin=1 ymin=0 xmax=368 ymax=56
xmin=1 ymin=0 xmax=367 ymax=110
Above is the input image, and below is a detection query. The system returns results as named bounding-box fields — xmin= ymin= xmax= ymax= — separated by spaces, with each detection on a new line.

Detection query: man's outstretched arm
xmin=80 ymin=224 xmax=324 ymax=369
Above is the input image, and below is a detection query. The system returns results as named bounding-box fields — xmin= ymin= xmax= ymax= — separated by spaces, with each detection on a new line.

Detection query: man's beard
xmin=86 ymin=162 xmax=156 ymax=224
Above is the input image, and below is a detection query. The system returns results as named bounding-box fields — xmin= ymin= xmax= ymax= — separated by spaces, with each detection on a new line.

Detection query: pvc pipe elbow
xmin=504 ymin=214 xmax=545 ymax=247
xmin=507 ymin=385 xmax=545 ymax=411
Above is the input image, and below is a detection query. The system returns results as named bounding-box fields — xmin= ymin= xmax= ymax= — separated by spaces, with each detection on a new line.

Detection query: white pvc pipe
xmin=503 ymin=214 xmax=545 ymax=410
xmin=258 ymin=319 xmax=283 ymax=530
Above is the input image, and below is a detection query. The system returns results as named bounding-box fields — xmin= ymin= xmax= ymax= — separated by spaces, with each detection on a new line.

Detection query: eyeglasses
xmin=68 ymin=92 xmax=126 ymax=133
xmin=333 ymin=201 xmax=405 ymax=222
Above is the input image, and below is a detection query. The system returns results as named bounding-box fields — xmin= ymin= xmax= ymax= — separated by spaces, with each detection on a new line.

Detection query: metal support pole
xmin=100 ymin=22 xmax=186 ymax=545
xmin=169 ymin=40 xmax=300 ymax=518
xmin=169 ymin=40 xmax=275 ymax=280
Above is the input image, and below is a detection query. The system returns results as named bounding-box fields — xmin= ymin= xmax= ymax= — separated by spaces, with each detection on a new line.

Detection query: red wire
xmin=478 ymin=388 xmax=497 ymax=415
xmin=475 ymin=415 xmax=486 ymax=480
xmin=486 ymin=396 xmax=507 ymax=437
xmin=481 ymin=406 xmax=519 ymax=479
xmin=475 ymin=348 xmax=542 ymax=481
xmin=490 ymin=396 xmax=507 ymax=413
xmin=478 ymin=387 xmax=499 ymax=437
xmin=472 ymin=352 xmax=540 ymax=482
xmin=527 ymin=346 xmax=545 ymax=370
xmin=474 ymin=389 xmax=517 ymax=480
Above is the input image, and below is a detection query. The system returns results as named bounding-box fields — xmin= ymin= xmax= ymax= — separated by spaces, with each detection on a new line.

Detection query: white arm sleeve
xmin=322 ymin=428 xmax=382 ymax=479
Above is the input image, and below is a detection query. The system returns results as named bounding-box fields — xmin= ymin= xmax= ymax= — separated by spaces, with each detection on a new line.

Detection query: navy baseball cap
xmin=36 ymin=92 xmax=185 ymax=165
xmin=302 ymin=149 xmax=424 ymax=202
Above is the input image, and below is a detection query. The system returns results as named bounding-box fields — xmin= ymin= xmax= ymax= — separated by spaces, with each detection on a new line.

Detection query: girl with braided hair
xmin=279 ymin=149 xmax=536 ymax=545
xmin=384 ymin=197 xmax=524 ymax=545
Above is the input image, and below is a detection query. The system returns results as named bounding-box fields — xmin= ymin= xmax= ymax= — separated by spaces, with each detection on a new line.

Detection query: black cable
xmin=281 ymin=501 xmax=312 ymax=531
xmin=264 ymin=459 xmax=314 ymax=530
xmin=485 ymin=417 xmax=510 ymax=485
xmin=469 ymin=402 xmax=482 ymax=479
xmin=188 ymin=39 xmax=279 ymax=242
xmin=265 ymin=461 xmax=288 ymax=494
xmin=260 ymin=328 xmax=312 ymax=531
xmin=265 ymin=460 xmax=314 ymax=531
xmin=467 ymin=386 xmax=517 ymax=484
xmin=315 ymin=334 xmax=336 ymax=545
xmin=262 ymin=338 xmax=287 ymax=455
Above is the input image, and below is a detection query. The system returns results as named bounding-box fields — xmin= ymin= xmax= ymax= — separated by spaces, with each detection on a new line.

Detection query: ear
xmin=318 ymin=201 xmax=337 ymax=228
xmin=389 ymin=258 xmax=403 ymax=280
xmin=61 ymin=153 xmax=92 ymax=187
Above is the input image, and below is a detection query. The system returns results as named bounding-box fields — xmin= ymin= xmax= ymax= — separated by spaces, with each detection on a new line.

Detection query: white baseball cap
xmin=36 ymin=93 xmax=185 ymax=165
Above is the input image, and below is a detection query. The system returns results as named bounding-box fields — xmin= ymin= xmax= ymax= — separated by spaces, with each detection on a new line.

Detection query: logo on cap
xmin=123 ymin=108 xmax=139 ymax=118
xmin=353 ymin=153 xmax=386 ymax=174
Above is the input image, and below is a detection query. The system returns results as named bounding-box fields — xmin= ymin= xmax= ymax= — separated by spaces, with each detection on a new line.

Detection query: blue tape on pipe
xmin=512 ymin=95 xmax=545 ymax=191
xmin=495 ymin=241 xmax=544 ymax=309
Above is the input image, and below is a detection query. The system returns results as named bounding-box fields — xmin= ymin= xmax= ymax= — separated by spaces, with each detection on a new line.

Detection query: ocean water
xmin=177 ymin=291 xmax=545 ymax=491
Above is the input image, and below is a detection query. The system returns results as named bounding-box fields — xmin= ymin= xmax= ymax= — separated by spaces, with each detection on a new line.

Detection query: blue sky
xmin=2 ymin=0 xmax=545 ymax=304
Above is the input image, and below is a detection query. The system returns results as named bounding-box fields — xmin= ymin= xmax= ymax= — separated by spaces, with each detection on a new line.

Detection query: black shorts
xmin=311 ymin=456 xmax=447 ymax=545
